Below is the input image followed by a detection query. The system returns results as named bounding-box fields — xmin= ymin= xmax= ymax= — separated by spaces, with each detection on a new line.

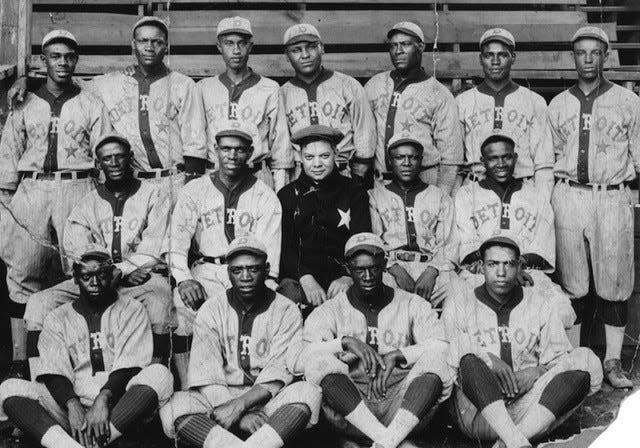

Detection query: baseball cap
xmin=387 ymin=134 xmax=424 ymax=154
xmin=479 ymin=236 xmax=521 ymax=258
xmin=132 ymin=16 xmax=169 ymax=38
xmin=75 ymin=244 xmax=112 ymax=265
xmin=387 ymin=21 xmax=425 ymax=43
xmin=571 ymin=26 xmax=609 ymax=48
xmin=93 ymin=133 xmax=131 ymax=154
xmin=217 ymin=16 xmax=252 ymax=38
xmin=290 ymin=124 xmax=344 ymax=147
xmin=42 ymin=29 xmax=78 ymax=50
xmin=227 ymin=236 xmax=268 ymax=260
xmin=480 ymin=130 xmax=516 ymax=152
xmin=345 ymin=233 xmax=387 ymax=259
xmin=215 ymin=120 xmax=256 ymax=146
xmin=283 ymin=23 xmax=321 ymax=46
xmin=479 ymin=28 xmax=515 ymax=49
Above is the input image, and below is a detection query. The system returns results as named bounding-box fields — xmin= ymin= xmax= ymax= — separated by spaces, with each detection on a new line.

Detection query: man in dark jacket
xmin=278 ymin=125 xmax=371 ymax=314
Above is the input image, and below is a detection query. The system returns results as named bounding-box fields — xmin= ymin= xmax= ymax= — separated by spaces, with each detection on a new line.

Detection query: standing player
xmin=365 ymin=22 xmax=463 ymax=195
xmin=443 ymin=236 xmax=602 ymax=448
xmin=197 ymin=16 xmax=292 ymax=191
xmin=456 ymin=29 xmax=554 ymax=195
xmin=0 ymin=30 xmax=110 ymax=379
xmin=369 ymin=135 xmax=456 ymax=308
xmin=279 ymin=23 xmax=376 ymax=183
xmin=160 ymin=236 xmax=321 ymax=448
xmin=454 ymin=132 xmax=575 ymax=329
xmin=23 ymin=133 xmax=173 ymax=371
xmin=0 ymin=249 xmax=174 ymax=448
xmin=166 ymin=122 xmax=282 ymax=388
xmin=547 ymin=26 xmax=640 ymax=388
xmin=292 ymin=233 xmax=452 ymax=448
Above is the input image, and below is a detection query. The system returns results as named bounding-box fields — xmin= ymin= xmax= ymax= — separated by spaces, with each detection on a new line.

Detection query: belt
xmin=390 ymin=251 xmax=431 ymax=263
xmin=20 ymin=170 xmax=95 ymax=181
xmin=248 ymin=160 xmax=267 ymax=174
xmin=134 ymin=164 xmax=184 ymax=179
xmin=200 ymin=255 xmax=227 ymax=265
xmin=563 ymin=179 xmax=628 ymax=191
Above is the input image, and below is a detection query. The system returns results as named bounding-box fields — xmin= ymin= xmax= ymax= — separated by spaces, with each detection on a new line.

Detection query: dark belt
xmin=248 ymin=161 xmax=266 ymax=174
xmin=391 ymin=251 xmax=431 ymax=263
xmin=200 ymin=255 xmax=227 ymax=265
xmin=565 ymin=179 xmax=628 ymax=191
xmin=20 ymin=170 xmax=95 ymax=181
xmin=135 ymin=164 xmax=184 ymax=179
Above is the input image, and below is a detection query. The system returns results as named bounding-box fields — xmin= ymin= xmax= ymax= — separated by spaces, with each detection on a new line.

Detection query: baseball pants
xmin=385 ymin=257 xmax=456 ymax=309
xmin=136 ymin=172 xmax=185 ymax=207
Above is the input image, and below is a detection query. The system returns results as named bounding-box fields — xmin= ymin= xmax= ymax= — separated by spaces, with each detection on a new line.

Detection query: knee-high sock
xmin=108 ymin=384 xmax=158 ymax=443
xmin=10 ymin=318 xmax=27 ymax=360
xmin=26 ymin=330 xmax=42 ymax=377
xmin=320 ymin=373 xmax=387 ymax=442
xmin=604 ymin=325 xmax=625 ymax=362
xmin=244 ymin=403 xmax=311 ymax=448
xmin=175 ymin=414 xmax=242 ymax=448
xmin=152 ymin=332 xmax=170 ymax=365
xmin=173 ymin=334 xmax=191 ymax=390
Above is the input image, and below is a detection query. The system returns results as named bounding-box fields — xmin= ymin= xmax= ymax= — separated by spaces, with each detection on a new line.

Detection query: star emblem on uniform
xmin=400 ymin=119 xmax=414 ymax=132
xmin=65 ymin=145 xmax=79 ymax=158
xmin=337 ymin=208 xmax=351 ymax=229
xmin=127 ymin=240 xmax=139 ymax=253
xmin=156 ymin=119 xmax=170 ymax=135
xmin=595 ymin=141 xmax=609 ymax=155
xmin=85 ymin=147 xmax=93 ymax=158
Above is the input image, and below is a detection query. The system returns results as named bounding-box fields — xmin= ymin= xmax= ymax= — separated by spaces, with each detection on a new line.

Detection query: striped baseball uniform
xmin=547 ymin=80 xmax=640 ymax=302
xmin=364 ymin=68 xmax=463 ymax=178
xmin=456 ymin=81 xmax=554 ymax=181
xmin=279 ymin=68 xmax=376 ymax=167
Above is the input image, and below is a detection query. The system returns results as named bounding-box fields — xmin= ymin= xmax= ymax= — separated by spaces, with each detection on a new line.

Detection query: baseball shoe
xmin=604 ymin=359 xmax=633 ymax=389
xmin=3 ymin=361 xmax=29 ymax=381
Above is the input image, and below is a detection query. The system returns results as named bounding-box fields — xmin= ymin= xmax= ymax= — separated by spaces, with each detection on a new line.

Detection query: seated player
xmin=23 ymin=133 xmax=173 ymax=373
xmin=278 ymin=125 xmax=371 ymax=314
xmin=443 ymin=236 xmax=603 ymax=448
xmin=369 ymin=135 xmax=456 ymax=308
xmin=160 ymin=236 xmax=321 ymax=448
xmin=454 ymin=131 xmax=575 ymax=329
xmin=165 ymin=121 xmax=282 ymax=388
xmin=292 ymin=232 xmax=452 ymax=448
xmin=0 ymin=249 xmax=174 ymax=448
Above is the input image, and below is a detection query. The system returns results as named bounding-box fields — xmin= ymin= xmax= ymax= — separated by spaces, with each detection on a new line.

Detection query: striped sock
xmin=245 ymin=404 xmax=311 ymax=448
xmin=175 ymin=414 xmax=219 ymax=447
xmin=3 ymin=397 xmax=67 ymax=445
xmin=110 ymin=384 xmax=158 ymax=435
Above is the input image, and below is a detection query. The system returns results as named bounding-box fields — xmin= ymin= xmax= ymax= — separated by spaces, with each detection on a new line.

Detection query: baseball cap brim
xmin=218 ymin=28 xmax=253 ymax=38
xmin=387 ymin=27 xmax=423 ymax=42
xmin=345 ymin=244 xmax=386 ymax=259
xmin=479 ymin=236 xmax=520 ymax=258
xmin=215 ymin=129 xmax=253 ymax=145
xmin=227 ymin=246 xmax=267 ymax=260
xmin=388 ymin=137 xmax=424 ymax=153
xmin=285 ymin=34 xmax=321 ymax=46
xmin=481 ymin=36 xmax=514 ymax=48
xmin=94 ymin=134 xmax=131 ymax=153
xmin=481 ymin=133 xmax=515 ymax=150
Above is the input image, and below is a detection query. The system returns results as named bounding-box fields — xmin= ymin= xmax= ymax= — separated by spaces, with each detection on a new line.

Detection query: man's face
xmin=97 ymin=142 xmax=132 ymax=183
xmin=217 ymin=33 xmax=253 ymax=71
xmin=573 ymin=38 xmax=608 ymax=82
xmin=389 ymin=32 xmax=423 ymax=72
xmin=216 ymin=135 xmax=253 ymax=177
xmin=389 ymin=144 xmax=422 ymax=184
xmin=41 ymin=42 xmax=78 ymax=84
xmin=228 ymin=253 xmax=269 ymax=300
xmin=349 ymin=252 xmax=385 ymax=294
xmin=482 ymin=246 xmax=519 ymax=298
xmin=301 ymin=140 xmax=335 ymax=181
xmin=286 ymin=41 xmax=323 ymax=77
xmin=75 ymin=259 xmax=114 ymax=304
xmin=481 ymin=140 xmax=517 ymax=184
xmin=479 ymin=41 xmax=514 ymax=83
xmin=132 ymin=25 xmax=167 ymax=69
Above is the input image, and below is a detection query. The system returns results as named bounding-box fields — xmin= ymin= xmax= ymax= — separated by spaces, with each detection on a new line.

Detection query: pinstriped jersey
xmin=369 ymin=181 xmax=455 ymax=272
xmin=166 ymin=173 xmax=282 ymax=284
xmin=197 ymin=71 xmax=293 ymax=170
xmin=0 ymin=84 xmax=110 ymax=190
xmin=456 ymin=81 xmax=553 ymax=179
xmin=547 ymin=80 xmax=640 ymax=185
xmin=64 ymin=180 xmax=171 ymax=276
xmin=37 ymin=297 xmax=152 ymax=406
xmin=89 ymin=66 xmax=207 ymax=171
xmin=454 ymin=178 xmax=555 ymax=269
xmin=188 ymin=288 xmax=301 ymax=389
xmin=279 ymin=68 xmax=376 ymax=165
xmin=365 ymin=68 xmax=464 ymax=175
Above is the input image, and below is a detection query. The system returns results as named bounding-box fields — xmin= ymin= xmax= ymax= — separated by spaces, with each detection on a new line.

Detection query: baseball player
xmin=23 ymin=133 xmax=173 ymax=375
xmin=454 ymin=132 xmax=575 ymax=329
xmin=442 ymin=236 xmax=602 ymax=448
xmin=278 ymin=125 xmax=371 ymax=314
xmin=160 ymin=236 xmax=321 ymax=448
xmin=197 ymin=16 xmax=292 ymax=191
xmin=279 ymin=23 xmax=376 ymax=184
xmin=0 ymin=29 xmax=110 ymax=380
xmin=365 ymin=21 xmax=463 ymax=195
xmin=0 ymin=249 xmax=174 ymax=448
xmin=456 ymin=28 xmax=554 ymax=195
xmin=291 ymin=232 xmax=452 ymax=448
xmin=369 ymin=135 xmax=456 ymax=308
xmin=165 ymin=122 xmax=282 ymax=389
xmin=547 ymin=26 xmax=640 ymax=388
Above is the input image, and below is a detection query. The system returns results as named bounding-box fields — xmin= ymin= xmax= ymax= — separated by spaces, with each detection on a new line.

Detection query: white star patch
xmin=337 ymin=208 xmax=351 ymax=229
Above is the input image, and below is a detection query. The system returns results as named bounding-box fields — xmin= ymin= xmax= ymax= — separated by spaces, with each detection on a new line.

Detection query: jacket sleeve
xmin=521 ymin=193 xmax=556 ymax=271
xmin=368 ymin=189 xmax=385 ymax=237
xmin=453 ymin=186 xmax=481 ymax=264
xmin=257 ymin=189 xmax=282 ymax=278
xmin=278 ymin=188 xmax=300 ymax=280
xmin=165 ymin=184 xmax=200 ymax=283
xmin=0 ymin=108 xmax=27 ymax=190
xmin=88 ymin=96 xmax=113 ymax=150
xmin=531 ymin=94 xmax=554 ymax=196
xmin=64 ymin=199 xmax=107 ymax=261
xmin=433 ymin=87 xmax=464 ymax=167
xmin=188 ymin=302 xmax=230 ymax=389
xmin=347 ymin=77 xmax=376 ymax=161
xmin=350 ymin=184 xmax=372 ymax=234
xmin=110 ymin=300 xmax=153 ymax=371
xmin=267 ymin=88 xmax=294 ymax=170
xmin=400 ymin=296 xmax=447 ymax=366
xmin=427 ymin=191 xmax=456 ymax=272
xmin=178 ymin=78 xmax=208 ymax=162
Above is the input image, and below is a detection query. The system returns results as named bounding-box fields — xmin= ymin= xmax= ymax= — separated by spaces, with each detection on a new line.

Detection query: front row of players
xmin=0 ymin=234 xmax=602 ymax=448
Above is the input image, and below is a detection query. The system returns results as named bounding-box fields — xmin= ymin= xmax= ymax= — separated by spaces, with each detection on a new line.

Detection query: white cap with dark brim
xmin=387 ymin=21 xmax=425 ymax=43
xmin=93 ymin=133 xmax=131 ymax=154
xmin=227 ymin=236 xmax=268 ymax=260
xmin=479 ymin=28 xmax=515 ymax=49
xmin=283 ymin=23 xmax=321 ymax=46
xmin=344 ymin=232 xmax=387 ymax=259
xmin=571 ymin=26 xmax=609 ymax=48
xmin=132 ymin=16 xmax=169 ymax=38
xmin=215 ymin=120 xmax=256 ymax=146
xmin=42 ymin=29 xmax=78 ymax=50
xmin=217 ymin=16 xmax=253 ymax=38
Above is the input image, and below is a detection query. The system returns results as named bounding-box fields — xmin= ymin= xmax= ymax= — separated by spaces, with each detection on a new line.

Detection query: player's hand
xmin=487 ymin=353 xmax=519 ymax=399
xmin=299 ymin=274 xmax=327 ymax=307
xmin=327 ymin=276 xmax=353 ymax=299
xmin=341 ymin=336 xmax=385 ymax=380
xmin=109 ymin=267 xmax=123 ymax=292
xmin=178 ymin=279 xmax=207 ymax=310
xmin=238 ymin=410 xmax=268 ymax=434
xmin=121 ymin=65 xmax=137 ymax=76
xmin=212 ymin=398 xmax=246 ymax=430
xmin=514 ymin=366 xmax=544 ymax=397
xmin=7 ymin=76 xmax=27 ymax=110
xmin=465 ymin=260 xmax=483 ymax=275
xmin=123 ymin=267 xmax=151 ymax=286
xmin=516 ymin=269 xmax=534 ymax=287
xmin=414 ymin=266 xmax=439 ymax=302
xmin=371 ymin=350 xmax=404 ymax=400
xmin=388 ymin=264 xmax=415 ymax=292
xmin=84 ymin=391 xmax=110 ymax=446
xmin=67 ymin=398 xmax=90 ymax=447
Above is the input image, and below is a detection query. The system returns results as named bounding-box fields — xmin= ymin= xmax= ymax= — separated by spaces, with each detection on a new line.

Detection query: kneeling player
xmin=443 ymin=236 xmax=602 ymax=448
xmin=160 ymin=236 xmax=320 ymax=448
xmin=0 ymin=249 xmax=173 ymax=448
xmin=294 ymin=232 xmax=452 ymax=448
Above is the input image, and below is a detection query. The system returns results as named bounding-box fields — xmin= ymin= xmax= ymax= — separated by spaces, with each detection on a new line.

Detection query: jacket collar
xmin=289 ymin=67 xmax=334 ymax=89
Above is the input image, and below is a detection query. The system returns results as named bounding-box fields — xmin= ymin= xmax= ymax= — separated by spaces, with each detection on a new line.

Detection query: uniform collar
xmin=132 ymin=63 xmax=171 ymax=83
xmin=390 ymin=66 xmax=429 ymax=86
xmin=296 ymin=169 xmax=343 ymax=191
xmin=219 ymin=68 xmax=261 ymax=91
xmin=568 ymin=78 xmax=614 ymax=101
xmin=289 ymin=67 xmax=334 ymax=88
xmin=97 ymin=178 xmax=142 ymax=202
xmin=476 ymin=80 xmax=519 ymax=97
xmin=73 ymin=291 xmax=118 ymax=316
xmin=478 ymin=176 xmax=522 ymax=198
xmin=34 ymin=83 xmax=81 ymax=107
xmin=386 ymin=178 xmax=429 ymax=196
xmin=474 ymin=283 xmax=523 ymax=314
xmin=347 ymin=284 xmax=394 ymax=312
xmin=210 ymin=171 xmax=257 ymax=195
xmin=226 ymin=287 xmax=276 ymax=316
